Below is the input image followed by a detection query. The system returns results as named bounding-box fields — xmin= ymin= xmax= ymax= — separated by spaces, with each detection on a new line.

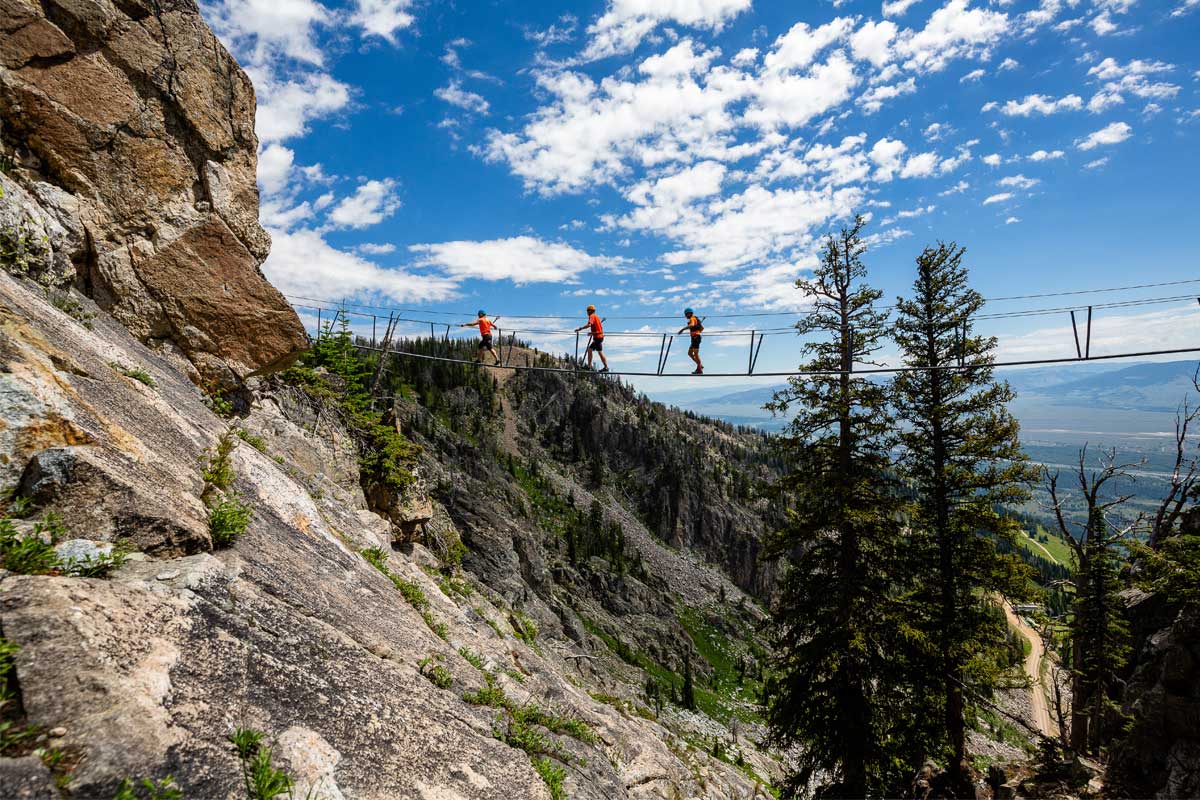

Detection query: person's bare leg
xmin=489 ymin=346 xmax=500 ymax=364
xmin=599 ymin=352 xmax=609 ymax=371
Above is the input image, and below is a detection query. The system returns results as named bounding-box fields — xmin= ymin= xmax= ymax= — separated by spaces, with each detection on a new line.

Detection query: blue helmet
xmin=477 ymin=309 xmax=486 ymax=316
xmin=684 ymin=307 xmax=694 ymax=316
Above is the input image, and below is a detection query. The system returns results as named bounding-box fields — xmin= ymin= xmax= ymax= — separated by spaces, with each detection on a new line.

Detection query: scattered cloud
xmin=960 ymin=68 xmax=985 ymax=82
xmin=350 ymin=0 xmax=416 ymax=43
xmin=1084 ymin=157 xmax=1109 ymax=168
xmin=985 ymin=93 xmax=1083 ymax=116
xmin=328 ymin=179 xmax=402 ymax=229
xmin=983 ymin=192 xmax=1013 ymax=204
xmin=1076 ymin=121 xmax=1132 ymax=149
xmin=435 ymin=80 xmax=490 ymax=114
xmin=580 ymin=0 xmax=751 ymax=60
xmin=357 ymin=242 xmax=397 ymax=255
xmin=409 ymin=236 xmax=626 ymax=283
xmin=998 ymin=174 xmax=1039 ymax=189
xmin=1028 ymin=148 xmax=1065 ymax=160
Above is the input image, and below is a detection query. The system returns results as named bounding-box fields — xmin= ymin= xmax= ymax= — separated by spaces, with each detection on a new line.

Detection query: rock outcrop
xmin=1107 ymin=591 xmax=1200 ymax=799
xmin=0 ymin=0 xmax=305 ymax=382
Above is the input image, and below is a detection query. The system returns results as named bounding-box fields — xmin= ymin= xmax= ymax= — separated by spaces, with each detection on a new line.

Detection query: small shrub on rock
xmin=208 ymin=495 xmax=252 ymax=547
xmin=532 ymin=758 xmax=567 ymax=800
xmin=112 ymin=776 xmax=183 ymax=800
xmin=229 ymin=728 xmax=294 ymax=800
xmin=419 ymin=656 xmax=453 ymax=690
xmin=0 ymin=514 xmax=62 ymax=575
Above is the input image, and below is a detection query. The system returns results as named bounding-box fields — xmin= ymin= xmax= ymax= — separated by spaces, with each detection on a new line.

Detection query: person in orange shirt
xmin=573 ymin=304 xmax=609 ymax=373
xmin=459 ymin=310 xmax=500 ymax=365
xmin=677 ymin=307 xmax=704 ymax=375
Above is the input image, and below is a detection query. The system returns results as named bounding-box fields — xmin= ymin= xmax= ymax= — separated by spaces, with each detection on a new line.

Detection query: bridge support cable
xmin=346 ymin=340 xmax=1200 ymax=380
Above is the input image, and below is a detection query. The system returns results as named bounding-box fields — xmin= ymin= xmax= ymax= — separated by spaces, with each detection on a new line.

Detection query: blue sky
xmin=200 ymin=0 xmax=1200 ymax=387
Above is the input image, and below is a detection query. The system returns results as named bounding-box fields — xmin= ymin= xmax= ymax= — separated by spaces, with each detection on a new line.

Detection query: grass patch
xmin=459 ymin=647 xmax=486 ymax=671
xmin=510 ymin=610 xmax=539 ymax=645
xmin=235 ymin=429 xmax=268 ymax=453
xmin=110 ymin=363 xmax=156 ymax=388
xmin=112 ymin=776 xmax=183 ymax=800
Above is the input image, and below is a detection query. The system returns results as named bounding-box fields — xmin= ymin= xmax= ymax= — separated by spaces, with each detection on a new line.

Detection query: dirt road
xmin=1004 ymin=601 xmax=1057 ymax=738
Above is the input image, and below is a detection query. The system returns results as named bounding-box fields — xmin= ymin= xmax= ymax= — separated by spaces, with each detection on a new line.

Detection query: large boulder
xmin=0 ymin=0 xmax=305 ymax=382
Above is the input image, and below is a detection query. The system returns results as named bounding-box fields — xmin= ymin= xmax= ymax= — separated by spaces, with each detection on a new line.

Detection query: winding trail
xmin=1003 ymin=601 xmax=1057 ymax=738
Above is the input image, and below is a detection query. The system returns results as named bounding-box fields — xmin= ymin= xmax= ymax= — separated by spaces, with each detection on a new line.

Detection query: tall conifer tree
xmin=764 ymin=216 xmax=916 ymax=798
xmin=890 ymin=243 xmax=1036 ymax=784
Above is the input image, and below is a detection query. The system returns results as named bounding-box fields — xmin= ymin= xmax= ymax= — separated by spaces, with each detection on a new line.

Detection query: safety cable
xmin=283 ymin=276 xmax=1200 ymax=322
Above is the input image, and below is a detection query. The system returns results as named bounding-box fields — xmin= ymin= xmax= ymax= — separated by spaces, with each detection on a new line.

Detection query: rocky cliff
xmin=0 ymin=0 xmax=305 ymax=384
xmin=0 ymin=270 xmax=782 ymax=798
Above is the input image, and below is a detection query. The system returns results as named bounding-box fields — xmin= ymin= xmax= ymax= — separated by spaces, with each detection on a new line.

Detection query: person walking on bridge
xmin=460 ymin=310 xmax=500 ymax=365
xmin=574 ymin=304 xmax=609 ymax=373
xmin=678 ymin=308 xmax=704 ymax=375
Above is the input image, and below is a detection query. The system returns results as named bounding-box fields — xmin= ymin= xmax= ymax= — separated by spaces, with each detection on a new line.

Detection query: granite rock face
xmin=0 ymin=0 xmax=305 ymax=382
xmin=0 ymin=271 xmax=773 ymax=799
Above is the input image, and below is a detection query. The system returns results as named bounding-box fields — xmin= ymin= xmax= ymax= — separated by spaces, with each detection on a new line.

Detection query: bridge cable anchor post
xmin=1069 ymin=310 xmax=1083 ymax=359
xmin=659 ymin=336 xmax=675 ymax=375
xmin=1085 ymin=305 xmax=1092 ymax=360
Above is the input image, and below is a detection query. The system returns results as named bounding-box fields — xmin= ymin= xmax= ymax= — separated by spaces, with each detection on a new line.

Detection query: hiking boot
xmin=692 ymin=368 xmax=703 ymax=375
xmin=599 ymin=367 xmax=609 ymax=373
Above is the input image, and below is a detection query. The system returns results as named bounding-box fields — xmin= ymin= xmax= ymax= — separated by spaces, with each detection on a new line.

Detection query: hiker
xmin=678 ymin=308 xmax=704 ymax=375
xmin=574 ymin=304 xmax=609 ymax=373
xmin=459 ymin=310 xmax=500 ymax=365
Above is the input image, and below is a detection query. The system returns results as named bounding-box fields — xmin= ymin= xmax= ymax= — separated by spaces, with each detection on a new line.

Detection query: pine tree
xmin=682 ymin=651 xmax=697 ymax=711
xmin=890 ymin=242 xmax=1037 ymax=783
xmin=763 ymin=215 xmax=917 ymax=798
xmin=1047 ymin=449 xmax=1136 ymax=754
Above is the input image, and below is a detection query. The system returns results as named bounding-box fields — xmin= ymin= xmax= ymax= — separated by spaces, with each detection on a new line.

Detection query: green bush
xmin=0 ymin=515 xmax=61 ymax=575
xmin=201 ymin=430 xmax=237 ymax=495
xmin=463 ymin=673 xmax=509 ymax=708
xmin=459 ymin=647 xmax=486 ymax=671
xmin=283 ymin=314 xmax=419 ymax=491
xmin=532 ymin=758 xmax=567 ymax=800
xmin=419 ymin=657 xmax=453 ymax=689
xmin=208 ymin=495 xmax=252 ymax=547
xmin=229 ymin=728 xmax=294 ymax=800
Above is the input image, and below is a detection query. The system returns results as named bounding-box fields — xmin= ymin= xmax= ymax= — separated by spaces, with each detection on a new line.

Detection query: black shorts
xmin=690 ymin=335 xmax=702 ymax=349
xmin=590 ymin=337 xmax=603 ymax=352
xmin=480 ymin=333 xmax=493 ymax=348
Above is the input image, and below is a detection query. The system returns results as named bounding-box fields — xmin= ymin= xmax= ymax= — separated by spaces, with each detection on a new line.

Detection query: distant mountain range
xmin=646 ymin=359 xmax=1200 ymax=438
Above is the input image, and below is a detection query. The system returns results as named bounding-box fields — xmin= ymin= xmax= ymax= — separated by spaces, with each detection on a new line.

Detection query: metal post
xmin=496 ymin=328 xmax=503 ymax=365
xmin=1085 ymin=305 xmax=1092 ymax=359
xmin=372 ymin=315 xmax=377 ymax=348
xmin=657 ymin=334 xmax=668 ymax=374
xmin=575 ymin=331 xmax=580 ymax=363
xmin=748 ymin=331 xmax=755 ymax=374
xmin=444 ymin=324 xmax=451 ymax=341
xmin=750 ymin=334 xmax=765 ymax=374
xmin=1069 ymin=310 xmax=1082 ymax=359
xmin=659 ymin=336 xmax=674 ymax=375
xmin=316 ymin=308 xmax=322 ymax=341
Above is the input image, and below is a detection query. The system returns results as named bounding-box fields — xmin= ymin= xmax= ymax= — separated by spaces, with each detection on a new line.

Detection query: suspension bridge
xmin=286 ymin=276 xmax=1200 ymax=379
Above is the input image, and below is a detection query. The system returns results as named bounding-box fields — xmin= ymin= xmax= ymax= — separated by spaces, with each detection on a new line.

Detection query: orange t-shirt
xmin=587 ymin=313 xmax=603 ymax=337
xmin=477 ymin=318 xmax=494 ymax=335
